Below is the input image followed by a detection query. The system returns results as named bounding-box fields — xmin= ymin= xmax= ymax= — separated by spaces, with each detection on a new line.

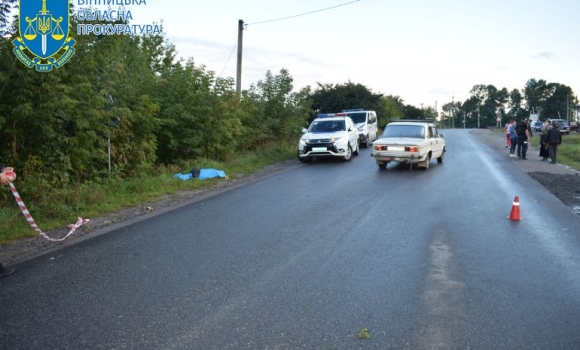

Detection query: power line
xmin=219 ymin=43 xmax=237 ymax=78
xmin=246 ymin=0 xmax=362 ymax=26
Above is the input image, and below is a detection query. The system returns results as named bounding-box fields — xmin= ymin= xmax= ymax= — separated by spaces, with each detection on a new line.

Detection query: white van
xmin=343 ymin=109 xmax=378 ymax=148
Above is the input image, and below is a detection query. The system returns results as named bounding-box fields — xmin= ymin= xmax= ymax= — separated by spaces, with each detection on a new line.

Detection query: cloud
xmin=533 ymin=52 xmax=558 ymax=61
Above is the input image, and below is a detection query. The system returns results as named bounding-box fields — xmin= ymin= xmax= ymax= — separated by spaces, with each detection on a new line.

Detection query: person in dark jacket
xmin=516 ymin=118 xmax=532 ymax=159
xmin=547 ymin=122 xmax=563 ymax=164
xmin=539 ymin=119 xmax=551 ymax=161
xmin=0 ymin=165 xmax=17 ymax=278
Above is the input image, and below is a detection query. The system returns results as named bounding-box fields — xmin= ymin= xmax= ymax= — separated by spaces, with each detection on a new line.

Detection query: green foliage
xmin=246 ymin=69 xmax=312 ymax=147
xmin=379 ymin=96 xmax=403 ymax=128
xmin=439 ymin=80 xmax=577 ymax=129
xmin=357 ymin=327 xmax=370 ymax=339
xmin=310 ymin=81 xmax=383 ymax=114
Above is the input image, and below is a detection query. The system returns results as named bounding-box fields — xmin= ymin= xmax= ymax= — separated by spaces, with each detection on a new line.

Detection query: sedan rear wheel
xmin=437 ymin=148 xmax=445 ymax=163
xmin=422 ymin=154 xmax=431 ymax=170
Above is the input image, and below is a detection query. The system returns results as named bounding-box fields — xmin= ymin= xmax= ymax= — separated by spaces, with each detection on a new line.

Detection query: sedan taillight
xmin=405 ymin=146 xmax=419 ymax=152
xmin=374 ymin=145 xmax=387 ymax=151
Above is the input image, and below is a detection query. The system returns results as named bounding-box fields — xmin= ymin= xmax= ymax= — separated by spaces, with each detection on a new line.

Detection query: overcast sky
xmin=109 ymin=0 xmax=579 ymax=110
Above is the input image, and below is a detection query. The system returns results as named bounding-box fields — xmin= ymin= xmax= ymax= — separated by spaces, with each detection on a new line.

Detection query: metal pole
xmin=107 ymin=133 xmax=111 ymax=176
xmin=567 ymin=93 xmax=570 ymax=123
xmin=452 ymin=95 xmax=455 ymax=129
xmin=477 ymin=105 xmax=480 ymax=129
xmin=236 ymin=19 xmax=244 ymax=95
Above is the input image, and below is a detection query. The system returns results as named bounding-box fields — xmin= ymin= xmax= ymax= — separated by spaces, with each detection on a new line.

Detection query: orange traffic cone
xmin=507 ymin=196 xmax=522 ymax=221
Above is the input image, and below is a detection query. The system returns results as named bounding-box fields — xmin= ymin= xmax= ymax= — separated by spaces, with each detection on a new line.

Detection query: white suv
xmin=343 ymin=109 xmax=379 ymax=148
xmin=298 ymin=115 xmax=359 ymax=162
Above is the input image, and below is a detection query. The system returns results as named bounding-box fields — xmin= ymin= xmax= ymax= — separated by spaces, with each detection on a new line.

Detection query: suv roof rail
xmin=342 ymin=109 xmax=364 ymax=112
xmin=316 ymin=113 xmax=348 ymax=118
xmin=392 ymin=118 xmax=436 ymax=123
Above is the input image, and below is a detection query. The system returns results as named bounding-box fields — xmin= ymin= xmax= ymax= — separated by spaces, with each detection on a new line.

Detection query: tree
xmin=507 ymin=89 xmax=528 ymax=121
xmin=379 ymin=95 xmax=404 ymax=128
xmin=542 ymin=83 xmax=573 ymax=120
xmin=247 ymin=69 xmax=312 ymax=147
xmin=467 ymin=84 xmax=508 ymax=127
xmin=523 ymin=78 xmax=549 ymax=114
xmin=310 ymin=82 xmax=383 ymax=114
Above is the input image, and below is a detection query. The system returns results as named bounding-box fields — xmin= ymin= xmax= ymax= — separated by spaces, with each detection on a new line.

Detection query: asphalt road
xmin=1 ymin=129 xmax=580 ymax=350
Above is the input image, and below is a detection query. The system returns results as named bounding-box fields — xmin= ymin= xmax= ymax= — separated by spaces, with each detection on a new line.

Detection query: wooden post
xmin=236 ymin=19 xmax=244 ymax=95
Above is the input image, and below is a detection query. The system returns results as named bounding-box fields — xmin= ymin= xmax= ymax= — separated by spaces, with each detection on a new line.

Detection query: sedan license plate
xmin=313 ymin=146 xmax=327 ymax=152
xmin=388 ymin=146 xmax=405 ymax=151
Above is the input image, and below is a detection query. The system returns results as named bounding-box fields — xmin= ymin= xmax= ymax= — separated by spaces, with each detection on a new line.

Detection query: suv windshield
xmin=346 ymin=112 xmax=366 ymax=124
xmin=382 ymin=125 xmax=425 ymax=138
xmin=309 ymin=120 xmax=345 ymax=132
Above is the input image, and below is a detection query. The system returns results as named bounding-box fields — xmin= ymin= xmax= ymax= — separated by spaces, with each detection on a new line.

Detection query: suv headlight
xmin=331 ymin=137 xmax=343 ymax=143
xmin=299 ymin=139 xmax=308 ymax=146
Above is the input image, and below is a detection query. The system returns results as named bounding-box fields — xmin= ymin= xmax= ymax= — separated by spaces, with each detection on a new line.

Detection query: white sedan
xmin=371 ymin=120 xmax=445 ymax=170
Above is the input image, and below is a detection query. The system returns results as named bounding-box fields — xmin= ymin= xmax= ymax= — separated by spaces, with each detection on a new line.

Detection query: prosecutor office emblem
xmin=13 ymin=0 xmax=76 ymax=71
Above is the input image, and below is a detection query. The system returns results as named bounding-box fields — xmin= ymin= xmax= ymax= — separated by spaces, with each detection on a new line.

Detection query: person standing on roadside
xmin=516 ymin=118 xmax=532 ymax=159
xmin=547 ymin=121 xmax=562 ymax=164
xmin=0 ymin=165 xmax=17 ymax=278
xmin=503 ymin=121 xmax=512 ymax=148
xmin=539 ymin=118 xmax=551 ymax=161
xmin=509 ymin=120 xmax=518 ymax=157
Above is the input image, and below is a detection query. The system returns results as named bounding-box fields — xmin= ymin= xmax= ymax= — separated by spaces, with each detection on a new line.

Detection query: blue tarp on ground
xmin=173 ymin=168 xmax=227 ymax=181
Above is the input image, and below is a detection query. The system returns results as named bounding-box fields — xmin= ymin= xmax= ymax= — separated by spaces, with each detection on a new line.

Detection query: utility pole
xmin=574 ymin=96 xmax=580 ymax=122
xmin=451 ymin=95 xmax=455 ymax=129
xmin=567 ymin=93 xmax=570 ymax=123
xmin=477 ymin=105 xmax=480 ymax=129
xmin=236 ymin=19 xmax=244 ymax=95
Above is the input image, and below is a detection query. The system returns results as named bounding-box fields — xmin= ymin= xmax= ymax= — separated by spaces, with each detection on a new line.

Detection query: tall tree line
xmin=0 ymin=2 xmax=311 ymax=189
xmin=440 ymin=79 xmax=577 ymax=128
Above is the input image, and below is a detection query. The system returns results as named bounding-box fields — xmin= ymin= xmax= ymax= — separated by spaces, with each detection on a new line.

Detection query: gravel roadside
xmin=470 ymin=128 xmax=580 ymax=212
xmin=1 ymin=130 xmax=579 ymax=266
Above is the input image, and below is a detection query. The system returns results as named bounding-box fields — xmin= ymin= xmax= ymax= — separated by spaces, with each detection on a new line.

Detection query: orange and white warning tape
xmin=8 ymin=183 xmax=89 ymax=242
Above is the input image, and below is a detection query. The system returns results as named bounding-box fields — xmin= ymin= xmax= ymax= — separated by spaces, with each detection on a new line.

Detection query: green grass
xmin=0 ymin=142 xmax=297 ymax=245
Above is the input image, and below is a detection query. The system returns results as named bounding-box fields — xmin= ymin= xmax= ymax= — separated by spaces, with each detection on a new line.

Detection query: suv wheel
xmin=298 ymin=156 xmax=312 ymax=163
xmin=353 ymin=142 xmax=359 ymax=156
xmin=342 ymin=145 xmax=353 ymax=162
